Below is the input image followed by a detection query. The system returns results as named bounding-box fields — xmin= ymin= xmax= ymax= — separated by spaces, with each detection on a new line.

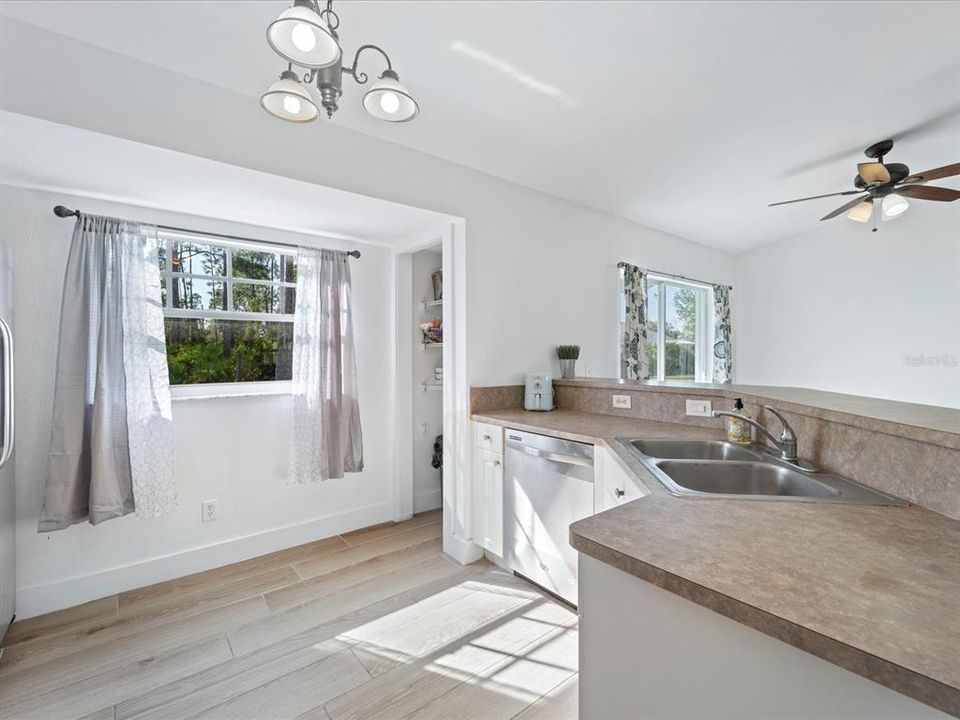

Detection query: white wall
xmin=411 ymin=248 xmax=443 ymax=513
xmin=0 ymin=185 xmax=397 ymax=617
xmin=735 ymin=208 xmax=960 ymax=409
xmin=0 ymin=21 xmax=738 ymax=388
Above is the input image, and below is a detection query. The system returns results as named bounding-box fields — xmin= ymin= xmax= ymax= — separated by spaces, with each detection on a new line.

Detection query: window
xmin=646 ymin=276 xmax=711 ymax=382
xmin=159 ymin=231 xmax=296 ymax=386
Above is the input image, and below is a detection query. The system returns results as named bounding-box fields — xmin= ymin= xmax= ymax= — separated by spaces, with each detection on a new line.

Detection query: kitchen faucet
xmin=712 ymin=405 xmax=800 ymax=464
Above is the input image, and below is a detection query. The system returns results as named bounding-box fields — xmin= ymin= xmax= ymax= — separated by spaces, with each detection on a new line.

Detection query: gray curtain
xmin=713 ymin=284 xmax=733 ymax=383
xmin=618 ymin=262 xmax=650 ymax=380
xmin=289 ymin=248 xmax=363 ymax=482
xmin=40 ymin=215 xmax=177 ymax=531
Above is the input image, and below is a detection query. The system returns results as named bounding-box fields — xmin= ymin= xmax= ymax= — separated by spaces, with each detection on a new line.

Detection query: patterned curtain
xmin=618 ymin=262 xmax=650 ymax=380
xmin=713 ymin=284 xmax=733 ymax=383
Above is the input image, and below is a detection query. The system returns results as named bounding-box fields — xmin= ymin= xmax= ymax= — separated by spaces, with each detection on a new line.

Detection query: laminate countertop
xmin=472 ymin=409 xmax=960 ymax=717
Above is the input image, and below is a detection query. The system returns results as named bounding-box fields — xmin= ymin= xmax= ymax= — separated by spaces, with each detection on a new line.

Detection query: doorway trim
xmin=393 ymin=219 xmax=480 ymax=565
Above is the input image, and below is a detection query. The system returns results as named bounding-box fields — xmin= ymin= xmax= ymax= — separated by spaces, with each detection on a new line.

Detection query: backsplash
xmin=471 ymin=380 xmax=960 ymax=520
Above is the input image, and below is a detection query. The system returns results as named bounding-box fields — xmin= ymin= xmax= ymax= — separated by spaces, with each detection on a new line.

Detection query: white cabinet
xmin=473 ymin=422 xmax=504 ymax=557
xmin=475 ymin=421 xmax=504 ymax=454
xmin=475 ymin=448 xmax=504 ymax=557
xmin=596 ymin=445 xmax=647 ymax=511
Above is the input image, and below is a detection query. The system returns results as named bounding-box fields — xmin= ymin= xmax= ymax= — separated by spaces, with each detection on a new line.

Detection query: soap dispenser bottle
xmin=725 ymin=398 xmax=752 ymax=444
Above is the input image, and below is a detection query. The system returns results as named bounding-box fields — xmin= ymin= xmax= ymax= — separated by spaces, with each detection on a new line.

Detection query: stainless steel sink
xmin=627 ymin=439 xmax=761 ymax=462
xmin=620 ymin=438 xmax=908 ymax=506
xmin=654 ymin=460 xmax=839 ymax=498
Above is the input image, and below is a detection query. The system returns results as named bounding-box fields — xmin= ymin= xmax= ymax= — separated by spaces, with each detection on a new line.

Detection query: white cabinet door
xmin=602 ymin=447 xmax=646 ymax=510
xmin=475 ymin=447 xmax=504 ymax=557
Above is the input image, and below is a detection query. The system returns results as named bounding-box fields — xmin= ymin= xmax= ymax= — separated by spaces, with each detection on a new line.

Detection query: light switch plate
xmin=686 ymin=399 xmax=713 ymax=417
xmin=612 ymin=394 xmax=632 ymax=409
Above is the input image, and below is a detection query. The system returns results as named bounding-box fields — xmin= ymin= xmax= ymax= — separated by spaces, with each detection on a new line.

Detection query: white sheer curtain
xmin=40 ymin=214 xmax=177 ymax=531
xmin=289 ymin=248 xmax=363 ymax=483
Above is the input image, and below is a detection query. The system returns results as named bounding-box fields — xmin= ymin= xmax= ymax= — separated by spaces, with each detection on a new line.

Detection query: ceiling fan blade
xmin=820 ymin=195 xmax=870 ymax=221
xmin=857 ymin=162 xmax=890 ymax=184
xmin=768 ymin=190 xmax=860 ymax=207
xmin=896 ymin=185 xmax=960 ymax=202
xmin=900 ymin=163 xmax=960 ymax=184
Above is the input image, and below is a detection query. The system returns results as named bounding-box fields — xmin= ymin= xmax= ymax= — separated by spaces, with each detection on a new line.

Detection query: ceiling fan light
xmin=881 ymin=193 xmax=909 ymax=220
xmin=857 ymin=162 xmax=891 ymax=185
xmin=362 ymin=70 xmax=419 ymax=122
xmin=267 ymin=4 xmax=341 ymax=69
xmin=260 ymin=70 xmax=319 ymax=123
xmin=845 ymin=199 xmax=873 ymax=223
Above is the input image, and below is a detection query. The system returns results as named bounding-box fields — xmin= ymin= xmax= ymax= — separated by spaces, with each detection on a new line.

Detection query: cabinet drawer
xmin=475 ymin=422 xmax=503 ymax=454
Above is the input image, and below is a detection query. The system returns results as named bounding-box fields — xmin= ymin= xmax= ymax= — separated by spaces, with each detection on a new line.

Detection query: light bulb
xmin=881 ymin=193 xmax=909 ymax=220
xmin=290 ymin=22 xmax=317 ymax=52
xmin=845 ymin=200 xmax=873 ymax=223
xmin=282 ymin=94 xmax=302 ymax=115
xmin=379 ymin=91 xmax=400 ymax=114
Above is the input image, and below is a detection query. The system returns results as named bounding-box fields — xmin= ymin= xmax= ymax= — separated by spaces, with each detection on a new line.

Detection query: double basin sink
xmin=622 ymin=439 xmax=906 ymax=506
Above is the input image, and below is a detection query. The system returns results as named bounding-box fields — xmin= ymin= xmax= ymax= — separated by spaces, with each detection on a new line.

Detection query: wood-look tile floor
xmin=0 ymin=510 xmax=579 ymax=720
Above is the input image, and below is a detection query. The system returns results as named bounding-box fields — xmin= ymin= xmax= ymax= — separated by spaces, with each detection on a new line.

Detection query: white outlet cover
xmin=201 ymin=499 xmax=218 ymax=522
xmin=685 ymin=399 xmax=713 ymax=417
xmin=612 ymin=394 xmax=632 ymax=409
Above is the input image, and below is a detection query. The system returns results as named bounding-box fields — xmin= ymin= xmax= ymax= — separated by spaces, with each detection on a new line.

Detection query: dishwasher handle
xmin=521 ymin=445 xmax=593 ymax=468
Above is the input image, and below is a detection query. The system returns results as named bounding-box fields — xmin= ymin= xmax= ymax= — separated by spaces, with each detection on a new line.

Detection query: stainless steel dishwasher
xmin=504 ymin=429 xmax=594 ymax=606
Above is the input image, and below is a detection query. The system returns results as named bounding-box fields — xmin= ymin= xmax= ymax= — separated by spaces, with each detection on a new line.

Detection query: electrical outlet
xmin=201 ymin=499 xmax=218 ymax=523
xmin=686 ymin=399 xmax=713 ymax=417
xmin=612 ymin=394 xmax=632 ymax=409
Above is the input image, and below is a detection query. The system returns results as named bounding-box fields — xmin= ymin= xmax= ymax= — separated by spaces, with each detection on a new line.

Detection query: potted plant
xmin=556 ymin=345 xmax=580 ymax=379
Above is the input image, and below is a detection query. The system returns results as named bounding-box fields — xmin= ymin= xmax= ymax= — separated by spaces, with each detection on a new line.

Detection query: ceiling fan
xmin=769 ymin=139 xmax=960 ymax=231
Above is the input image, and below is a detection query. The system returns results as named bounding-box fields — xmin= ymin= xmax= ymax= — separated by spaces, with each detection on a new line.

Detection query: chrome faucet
xmin=712 ymin=405 xmax=799 ymax=463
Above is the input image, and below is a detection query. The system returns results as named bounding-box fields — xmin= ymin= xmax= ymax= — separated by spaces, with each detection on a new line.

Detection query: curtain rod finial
xmin=53 ymin=205 xmax=79 ymax=218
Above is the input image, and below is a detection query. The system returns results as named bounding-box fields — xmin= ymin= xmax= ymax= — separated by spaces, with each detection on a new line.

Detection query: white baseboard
xmin=15 ymin=501 xmax=394 ymax=619
xmin=413 ymin=488 xmax=442 ymax=514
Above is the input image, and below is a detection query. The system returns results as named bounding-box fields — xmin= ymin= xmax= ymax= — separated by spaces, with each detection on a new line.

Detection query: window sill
xmin=170 ymin=381 xmax=292 ymax=401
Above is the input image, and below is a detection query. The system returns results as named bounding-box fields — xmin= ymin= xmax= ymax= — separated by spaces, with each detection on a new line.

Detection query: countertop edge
xmin=569 ymin=532 xmax=960 ymax=717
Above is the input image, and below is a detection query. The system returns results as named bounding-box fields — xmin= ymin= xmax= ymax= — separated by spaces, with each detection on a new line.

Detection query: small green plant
xmin=556 ymin=345 xmax=581 ymax=360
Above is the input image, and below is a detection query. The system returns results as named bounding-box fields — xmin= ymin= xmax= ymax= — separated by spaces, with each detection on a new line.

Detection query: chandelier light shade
xmin=260 ymin=70 xmax=321 ymax=123
xmin=266 ymin=3 xmax=340 ymax=69
xmin=845 ymin=199 xmax=873 ymax=223
xmin=262 ymin=0 xmax=418 ymax=123
xmin=362 ymin=70 xmax=419 ymax=122
xmin=881 ymin=193 xmax=910 ymax=220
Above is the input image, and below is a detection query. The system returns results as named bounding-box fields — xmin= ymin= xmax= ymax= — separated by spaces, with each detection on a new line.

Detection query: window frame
xmin=159 ymin=229 xmax=298 ymax=393
xmin=645 ymin=274 xmax=714 ymax=384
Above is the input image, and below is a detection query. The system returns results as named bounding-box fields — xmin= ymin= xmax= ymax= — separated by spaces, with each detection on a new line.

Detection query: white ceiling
xmin=1 ymin=0 xmax=959 ymax=253
xmin=0 ymin=111 xmax=452 ymax=246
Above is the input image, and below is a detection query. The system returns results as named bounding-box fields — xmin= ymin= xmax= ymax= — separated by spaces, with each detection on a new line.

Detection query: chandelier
xmin=260 ymin=0 xmax=419 ymax=123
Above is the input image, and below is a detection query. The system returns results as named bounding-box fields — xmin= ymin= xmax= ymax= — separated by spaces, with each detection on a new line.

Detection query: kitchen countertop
xmin=472 ymin=409 xmax=960 ymax=716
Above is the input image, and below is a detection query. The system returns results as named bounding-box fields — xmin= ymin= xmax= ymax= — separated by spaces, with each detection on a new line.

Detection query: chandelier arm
xmin=344 ymin=44 xmax=393 ymax=85
xmin=318 ymin=0 xmax=340 ymax=31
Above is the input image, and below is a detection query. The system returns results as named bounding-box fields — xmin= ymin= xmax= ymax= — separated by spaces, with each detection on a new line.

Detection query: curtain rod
xmin=52 ymin=205 xmax=361 ymax=259
xmin=619 ymin=261 xmax=731 ymax=290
